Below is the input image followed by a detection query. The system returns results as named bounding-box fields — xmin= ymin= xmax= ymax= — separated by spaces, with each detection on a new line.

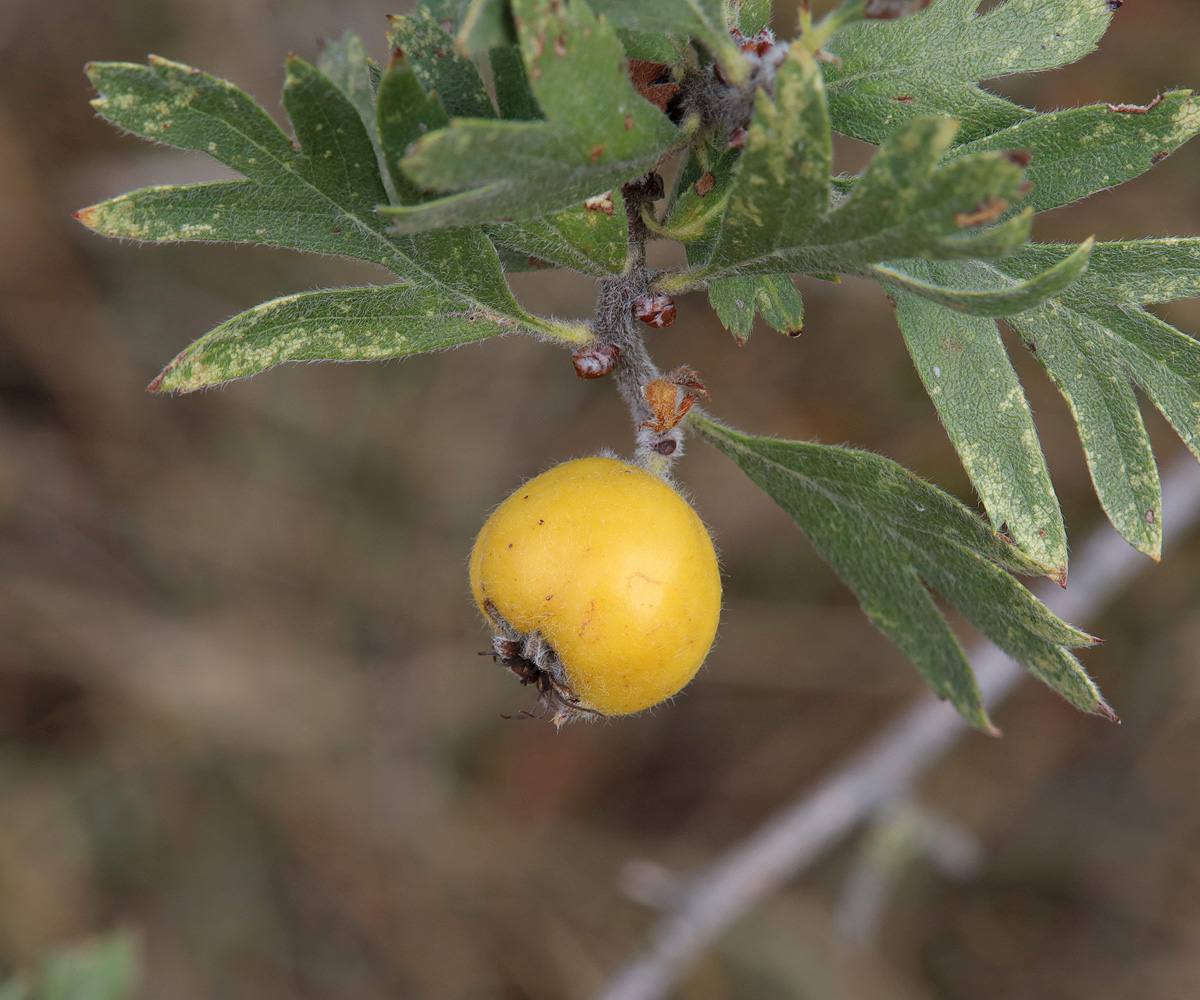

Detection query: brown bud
xmin=632 ymin=293 xmax=677 ymax=329
xmin=572 ymin=343 xmax=620 ymax=379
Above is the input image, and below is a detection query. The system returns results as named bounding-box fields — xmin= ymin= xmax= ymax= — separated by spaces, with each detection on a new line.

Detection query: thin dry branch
xmin=595 ymin=453 xmax=1200 ymax=1000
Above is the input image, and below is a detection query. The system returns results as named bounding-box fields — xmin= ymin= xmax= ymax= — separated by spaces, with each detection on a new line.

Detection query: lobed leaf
xmin=694 ymin=417 xmax=1112 ymax=730
xmin=149 ymin=283 xmax=513 ymax=393
xmin=382 ymin=0 xmax=682 ymax=233
xmin=662 ymin=112 xmax=1036 ymax=292
xmin=821 ymin=0 xmax=1116 ymax=146
xmin=702 ymin=45 xmax=832 ymax=272
xmin=707 ymin=274 xmax=804 ymax=342
xmin=315 ymin=31 xmax=384 ymax=160
xmin=487 ymin=194 xmax=629 ymax=276
xmin=892 ymin=293 xmax=1066 ymax=576
xmin=953 ymin=91 xmax=1200 ymax=214
xmin=79 ymin=55 xmax=588 ymax=389
xmin=375 ymin=51 xmax=451 ymax=204
xmin=907 ymin=240 xmax=1200 ymax=557
xmin=870 ymin=238 xmax=1093 ymax=316
xmin=387 ymin=9 xmax=496 ymax=119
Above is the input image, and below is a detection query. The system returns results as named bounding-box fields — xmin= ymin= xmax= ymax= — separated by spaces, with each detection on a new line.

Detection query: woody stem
xmin=591 ymin=174 xmax=686 ymax=478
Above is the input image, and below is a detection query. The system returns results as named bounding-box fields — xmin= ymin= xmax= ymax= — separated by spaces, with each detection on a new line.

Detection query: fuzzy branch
xmin=593 ymin=452 xmax=1200 ymax=1000
xmin=589 ymin=173 xmax=691 ymax=477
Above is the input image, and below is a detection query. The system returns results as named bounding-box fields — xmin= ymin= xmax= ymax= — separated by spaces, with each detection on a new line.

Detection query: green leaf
xmin=1051 ymin=238 xmax=1200 ymax=305
xmin=708 ymin=274 xmax=804 ymax=342
xmin=81 ymin=57 xmax=401 ymax=268
xmin=282 ymin=54 xmax=389 ymax=210
xmin=822 ymin=0 xmax=1116 ymax=146
xmin=907 ymin=240 xmax=1200 ymax=556
xmin=487 ymin=191 xmax=628 ymax=275
xmin=1014 ymin=306 xmax=1162 ymax=558
xmin=479 ymin=35 xmax=631 ymax=273
xmin=702 ymin=46 xmax=832 ymax=272
xmin=489 ymin=44 xmax=542 ymax=120
xmin=383 ymin=0 xmax=682 ymax=233
xmin=589 ymin=0 xmax=749 ymax=82
xmin=316 ymin=31 xmax=383 ymax=155
xmin=726 ymin=0 xmax=771 ymax=35
xmin=664 ymin=140 xmax=742 ymax=253
xmin=614 ymin=28 xmax=683 ymax=63
xmin=386 ymin=9 xmax=496 ymax=119
xmin=871 ymin=238 xmax=1092 ymax=315
xmin=694 ymin=417 xmax=1113 ymax=729
xmin=79 ymin=55 xmax=588 ymax=387
xmin=892 ymin=293 xmax=1066 ymax=576
xmin=662 ymin=115 xmax=1033 ymax=291
xmin=454 ymin=0 xmax=518 ymax=54
xmin=149 ymin=282 xmax=513 ymax=393
xmin=952 ymin=91 xmax=1200 ymax=213
xmin=376 ymin=52 xmax=451 ymax=204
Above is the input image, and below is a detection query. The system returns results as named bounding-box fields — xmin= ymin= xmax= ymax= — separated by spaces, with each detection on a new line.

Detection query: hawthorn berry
xmin=469 ymin=457 xmax=721 ymax=723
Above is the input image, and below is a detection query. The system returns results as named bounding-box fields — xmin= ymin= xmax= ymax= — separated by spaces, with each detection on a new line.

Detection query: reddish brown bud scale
xmin=572 ymin=343 xmax=620 ymax=379
xmin=632 ymin=294 xmax=676 ymax=329
xmin=628 ymin=60 xmax=680 ymax=112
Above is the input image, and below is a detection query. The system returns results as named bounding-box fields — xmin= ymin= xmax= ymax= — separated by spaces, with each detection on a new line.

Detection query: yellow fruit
xmin=470 ymin=457 xmax=722 ymax=722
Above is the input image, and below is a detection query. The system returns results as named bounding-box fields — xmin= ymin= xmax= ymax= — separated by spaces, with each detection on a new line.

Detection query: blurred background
xmin=2 ymin=0 xmax=1200 ymax=997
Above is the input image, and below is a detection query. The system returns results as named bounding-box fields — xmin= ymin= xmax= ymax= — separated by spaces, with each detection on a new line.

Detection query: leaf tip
xmin=73 ymin=205 xmax=98 ymax=229
xmin=1094 ymin=699 xmax=1120 ymax=724
xmin=1051 ymin=566 xmax=1068 ymax=588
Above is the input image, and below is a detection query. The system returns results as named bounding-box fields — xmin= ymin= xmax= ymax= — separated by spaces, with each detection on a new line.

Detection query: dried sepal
xmin=641 ymin=366 xmax=710 ymax=433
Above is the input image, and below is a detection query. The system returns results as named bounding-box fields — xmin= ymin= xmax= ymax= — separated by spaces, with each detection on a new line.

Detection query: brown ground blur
xmin=2 ymin=1 xmax=1200 ymax=997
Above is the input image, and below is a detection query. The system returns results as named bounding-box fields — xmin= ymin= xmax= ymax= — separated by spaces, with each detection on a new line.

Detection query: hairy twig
xmin=593 ymin=453 xmax=1200 ymax=1000
xmin=592 ymin=173 xmax=689 ymax=476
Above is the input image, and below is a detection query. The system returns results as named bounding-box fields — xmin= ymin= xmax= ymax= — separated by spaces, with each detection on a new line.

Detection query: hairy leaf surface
xmin=695 ymin=418 xmax=1112 ymax=730
xmin=78 ymin=56 xmax=586 ymax=389
xmin=382 ymin=0 xmax=681 ymax=233
xmin=953 ymin=91 xmax=1200 ymax=213
xmin=892 ymin=293 xmax=1066 ymax=575
xmin=148 ymin=284 xmax=512 ymax=393
xmin=822 ymin=0 xmax=1116 ymax=145
xmin=908 ymin=241 xmax=1200 ymax=556
xmin=662 ymin=101 xmax=1052 ymax=296
xmin=708 ymin=274 xmax=805 ymax=341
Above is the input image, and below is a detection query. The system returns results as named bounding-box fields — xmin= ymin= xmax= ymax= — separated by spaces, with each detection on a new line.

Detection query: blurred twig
xmin=595 ymin=453 xmax=1200 ymax=1000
